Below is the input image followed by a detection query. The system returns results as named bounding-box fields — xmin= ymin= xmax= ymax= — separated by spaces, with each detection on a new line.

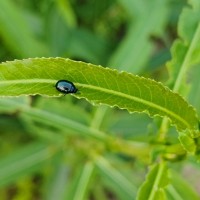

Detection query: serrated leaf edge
xmin=0 ymin=57 xmax=199 ymax=132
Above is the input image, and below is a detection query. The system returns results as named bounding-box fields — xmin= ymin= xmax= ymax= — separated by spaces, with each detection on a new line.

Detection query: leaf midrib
xmin=0 ymin=79 xmax=191 ymax=129
xmin=80 ymin=83 xmax=190 ymax=129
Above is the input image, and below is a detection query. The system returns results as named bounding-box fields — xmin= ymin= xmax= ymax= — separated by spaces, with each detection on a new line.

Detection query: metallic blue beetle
xmin=55 ymin=80 xmax=77 ymax=94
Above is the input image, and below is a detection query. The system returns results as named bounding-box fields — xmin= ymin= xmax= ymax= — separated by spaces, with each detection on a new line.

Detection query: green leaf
xmin=56 ymin=0 xmax=77 ymax=28
xmin=0 ymin=0 xmax=48 ymax=57
xmin=109 ymin=0 xmax=169 ymax=73
xmin=64 ymin=162 xmax=94 ymax=200
xmin=33 ymin=97 xmax=91 ymax=125
xmin=178 ymin=131 xmax=196 ymax=153
xmin=95 ymin=156 xmax=137 ymax=199
xmin=0 ymin=142 xmax=60 ymax=188
xmin=167 ymin=0 xmax=200 ymax=92
xmin=0 ymin=58 xmax=198 ymax=134
xmin=158 ymin=0 xmax=200 ymax=149
xmin=166 ymin=169 xmax=200 ymax=200
xmin=48 ymin=8 xmax=110 ymax=64
xmin=0 ymin=96 xmax=30 ymax=113
xmin=137 ymin=162 xmax=169 ymax=200
xmin=0 ymin=97 xmax=109 ymax=142
xmin=68 ymin=162 xmax=94 ymax=200
xmin=188 ymin=65 xmax=200 ymax=116
xmin=43 ymin=156 xmax=69 ymax=200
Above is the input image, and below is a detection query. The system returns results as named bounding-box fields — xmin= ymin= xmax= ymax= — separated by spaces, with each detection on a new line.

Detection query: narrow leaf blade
xmin=166 ymin=170 xmax=200 ymax=200
xmin=0 ymin=142 xmax=60 ymax=187
xmin=0 ymin=58 xmax=198 ymax=133
xmin=96 ymin=156 xmax=137 ymax=199
xmin=0 ymin=0 xmax=48 ymax=57
xmin=137 ymin=162 xmax=169 ymax=200
xmin=167 ymin=0 xmax=200 ymax=92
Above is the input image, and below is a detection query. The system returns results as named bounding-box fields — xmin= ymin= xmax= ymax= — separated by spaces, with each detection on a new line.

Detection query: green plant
xmin=0 ymin=0 xmax=200 ymax=200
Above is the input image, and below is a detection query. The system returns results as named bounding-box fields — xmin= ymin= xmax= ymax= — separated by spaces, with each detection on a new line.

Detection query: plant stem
xmin=158 ymin=22 xmax=200 ymax=141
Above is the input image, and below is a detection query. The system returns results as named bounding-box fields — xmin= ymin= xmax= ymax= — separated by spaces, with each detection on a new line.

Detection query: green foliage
xmin=0 ymin=58 xmax=198 ymax=134
xmin=0 ymin=1 xmax=48 ymax=57
xmin=0 ymin=0 xmax=200 ymax=200
xmin=137 ymin=162 xmax=169 ymax=200
xmin=109 ymin=0 xmax=169 ymax=73
xmin=0 ymin=142 xmax=60 ymax=187
xmin=166 ymin=169 xmax=200 ymax=200
xmin=96 ymin=156 xmax=137 ymax=199
xmin=167 ymin=0 xmax=200 ymax=92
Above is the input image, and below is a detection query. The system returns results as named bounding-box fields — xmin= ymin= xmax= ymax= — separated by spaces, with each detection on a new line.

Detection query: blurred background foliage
xmin=0 ymin=0 xmax=200 ymax=199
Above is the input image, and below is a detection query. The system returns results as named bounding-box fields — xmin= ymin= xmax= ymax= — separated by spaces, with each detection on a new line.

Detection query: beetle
xmin=55 ymin=80 xmax=78 ymax=94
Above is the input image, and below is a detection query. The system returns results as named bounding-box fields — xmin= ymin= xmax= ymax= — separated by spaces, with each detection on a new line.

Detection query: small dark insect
xmin=55 ymin=80 xmax=78 ymax=95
